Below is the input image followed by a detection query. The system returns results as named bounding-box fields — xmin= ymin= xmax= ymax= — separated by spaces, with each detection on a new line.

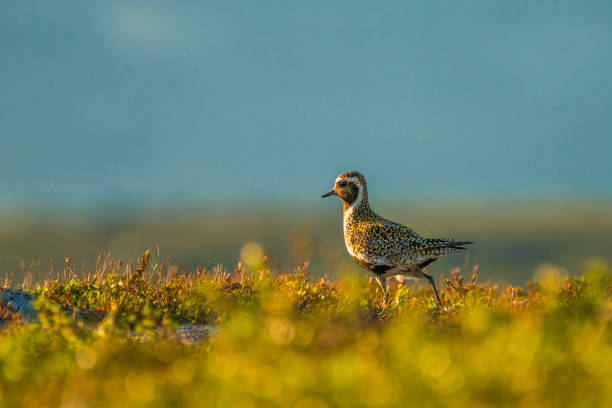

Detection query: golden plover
xmin=322 ymin=171 xmax=472 ymax=307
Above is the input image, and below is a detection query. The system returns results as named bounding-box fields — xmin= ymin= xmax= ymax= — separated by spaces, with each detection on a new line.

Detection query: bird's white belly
xmin=383 ymin=266 xmax=426 ymax=278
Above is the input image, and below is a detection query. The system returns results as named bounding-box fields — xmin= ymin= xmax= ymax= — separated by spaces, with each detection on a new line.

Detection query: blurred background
xmin=1 ymin=1 xmax=611 ymax=284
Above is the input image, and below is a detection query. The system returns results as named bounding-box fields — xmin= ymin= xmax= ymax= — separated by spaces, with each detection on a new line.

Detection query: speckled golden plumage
xmin=322 ymin=170 xmax=472 ymax=307
xmin=344 ymin=214 xmax=469 ymax=272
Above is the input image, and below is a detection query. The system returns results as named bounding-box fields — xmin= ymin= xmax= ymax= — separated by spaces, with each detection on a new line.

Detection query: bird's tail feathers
xmin=425 ymin=239 xmax=474 ymax=252
xmin=448 ymin=241 xmax=474 ymax=250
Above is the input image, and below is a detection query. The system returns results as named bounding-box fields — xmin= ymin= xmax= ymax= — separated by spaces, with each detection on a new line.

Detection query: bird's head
xmin=321 ymin=171 xmax=368 ymax=207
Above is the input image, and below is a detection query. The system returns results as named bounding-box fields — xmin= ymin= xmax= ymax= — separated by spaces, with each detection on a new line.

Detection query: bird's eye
xmin=338 ymin=180 xmax=347 ymax=187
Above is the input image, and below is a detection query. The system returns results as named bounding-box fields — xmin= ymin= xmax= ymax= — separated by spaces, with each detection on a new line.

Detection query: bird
xmin=321 ymin=171 xmax=472 ymax=308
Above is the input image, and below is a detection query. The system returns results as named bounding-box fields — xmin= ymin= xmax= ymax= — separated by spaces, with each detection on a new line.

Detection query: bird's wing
xmin=361 ymin=221 xmax=424 ymax=265
xmin=364 ymin=220 xmax=471 ymax=268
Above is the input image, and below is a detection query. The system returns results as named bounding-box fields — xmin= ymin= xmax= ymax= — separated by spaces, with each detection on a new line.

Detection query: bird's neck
xmin=342 ymin=190 xmax=373 ymax=225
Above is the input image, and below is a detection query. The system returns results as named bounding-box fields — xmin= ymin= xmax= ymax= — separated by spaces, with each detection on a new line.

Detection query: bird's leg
xmin=374 ymin=275 xmax=389 ymax=311
xmin=423 ymin=273 xmax=443 ymax=307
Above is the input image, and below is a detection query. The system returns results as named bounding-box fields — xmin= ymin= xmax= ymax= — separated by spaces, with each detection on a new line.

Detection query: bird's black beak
xmin=321 ymin=189 xmax=337 ymax=198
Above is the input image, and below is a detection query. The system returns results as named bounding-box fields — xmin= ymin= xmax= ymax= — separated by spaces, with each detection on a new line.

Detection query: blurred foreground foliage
xmin=0 ymin=252 xmax=611 ymax=407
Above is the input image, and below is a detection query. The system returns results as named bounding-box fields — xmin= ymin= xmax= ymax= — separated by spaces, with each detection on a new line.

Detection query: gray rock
xmin=0 ymin=288 xmax=39 ymax=322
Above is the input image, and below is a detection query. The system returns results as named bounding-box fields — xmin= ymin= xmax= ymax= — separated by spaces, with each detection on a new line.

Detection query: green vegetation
xmin=0 ymin=251 xmax=611 ymax=407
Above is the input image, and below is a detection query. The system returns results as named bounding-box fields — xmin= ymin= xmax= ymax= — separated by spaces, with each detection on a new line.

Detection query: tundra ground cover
xmin=0 ymin=252 xmax=610 ymax=407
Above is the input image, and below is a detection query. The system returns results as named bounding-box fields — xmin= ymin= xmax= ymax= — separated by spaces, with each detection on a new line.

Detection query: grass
xmin=0 ymin=251 xmax=611 ymax=407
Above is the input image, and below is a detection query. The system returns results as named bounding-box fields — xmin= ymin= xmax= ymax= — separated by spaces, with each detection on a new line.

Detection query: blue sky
xmin=2 ymin=1 xmax=611 ymax=207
